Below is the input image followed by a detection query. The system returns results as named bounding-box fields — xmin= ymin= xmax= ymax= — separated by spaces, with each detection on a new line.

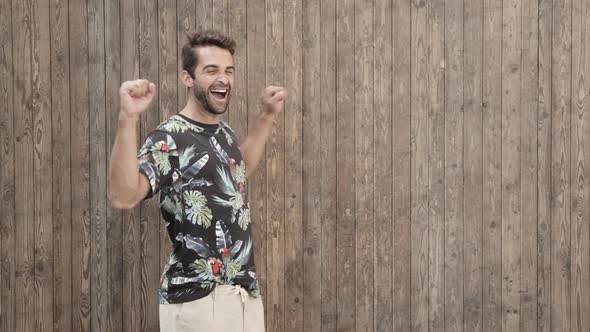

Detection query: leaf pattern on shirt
xmin=183 ymin=190 xmax=212 ymax=228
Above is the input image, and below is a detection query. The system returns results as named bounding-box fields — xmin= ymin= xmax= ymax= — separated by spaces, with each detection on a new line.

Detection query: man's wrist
xmin=118 ymin=110 xmax=140 ymax=126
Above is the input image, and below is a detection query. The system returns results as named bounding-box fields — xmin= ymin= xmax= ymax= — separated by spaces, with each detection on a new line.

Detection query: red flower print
xmin=239 ymin=182 xmax=245 ymax=193
xmin=229 ymin=158 xmax=236 ymax=169
xmin=210 ymin=258 xmax=222 ymax=275
xmin=161 ymin=142 xmax=168 ymax=152
xmin=222 ymin=247 xmax=230 ymax=258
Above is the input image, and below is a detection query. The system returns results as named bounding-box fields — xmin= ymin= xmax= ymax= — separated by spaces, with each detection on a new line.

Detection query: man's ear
xmin=180 ymin=70 xmax=194 ymax=87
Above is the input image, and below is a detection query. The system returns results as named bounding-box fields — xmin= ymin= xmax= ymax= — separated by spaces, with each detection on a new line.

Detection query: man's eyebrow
xmin=202 ymin=64 xmax=220 ymax=71
xmin=201 ymin=65 xmax=235 ymax=71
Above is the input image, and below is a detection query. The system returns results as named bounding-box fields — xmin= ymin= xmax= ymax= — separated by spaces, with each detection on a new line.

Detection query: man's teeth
xmin=211 ymin=89 xmax=227 ymax=93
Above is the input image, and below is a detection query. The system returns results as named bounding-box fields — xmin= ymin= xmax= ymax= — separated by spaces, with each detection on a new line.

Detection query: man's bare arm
xmin=239 ymin=86 xmax=287 ymax=179
xmin=109 ymin=79 xmax=156 ymax=209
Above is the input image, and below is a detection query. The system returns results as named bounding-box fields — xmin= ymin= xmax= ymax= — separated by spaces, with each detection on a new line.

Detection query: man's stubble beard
xmin=193 ymin=84 xmax=230 ymax=115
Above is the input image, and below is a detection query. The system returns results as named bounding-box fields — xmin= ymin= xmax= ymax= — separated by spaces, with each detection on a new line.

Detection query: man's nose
xmin=216 ymin=73 xmax=229 ymax=84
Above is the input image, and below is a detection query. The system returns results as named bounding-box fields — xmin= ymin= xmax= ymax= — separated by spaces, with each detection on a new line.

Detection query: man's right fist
xmin=119 ymin=79 xmax=156 ymax=118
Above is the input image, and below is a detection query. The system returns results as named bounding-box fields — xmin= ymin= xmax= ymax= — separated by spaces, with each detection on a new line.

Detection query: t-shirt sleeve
xmin=137 ymin=131 xmax=179 ymax=199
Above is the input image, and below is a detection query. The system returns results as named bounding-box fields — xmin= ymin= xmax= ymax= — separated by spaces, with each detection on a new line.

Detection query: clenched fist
xmin=261 ymin=86 xmax=288 ymax=115
xmin=119 ymin=79 xmax=156 ymax=119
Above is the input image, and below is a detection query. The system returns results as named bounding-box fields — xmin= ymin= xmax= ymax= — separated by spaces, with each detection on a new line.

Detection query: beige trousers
xmin=159 ymin=285 xmax=265 ymax=332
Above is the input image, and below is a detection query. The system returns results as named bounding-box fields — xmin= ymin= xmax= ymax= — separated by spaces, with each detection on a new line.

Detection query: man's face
xmin=190 ymin=46 xmax=235 ymax=115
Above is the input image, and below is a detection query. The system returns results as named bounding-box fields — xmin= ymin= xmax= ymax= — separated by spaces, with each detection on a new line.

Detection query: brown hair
xmin=182 ymin=30 xmax=236 ymax=78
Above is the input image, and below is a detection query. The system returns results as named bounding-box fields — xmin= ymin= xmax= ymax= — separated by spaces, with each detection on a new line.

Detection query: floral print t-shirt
xmin=137 ymin=114 xmax=259 ymax=304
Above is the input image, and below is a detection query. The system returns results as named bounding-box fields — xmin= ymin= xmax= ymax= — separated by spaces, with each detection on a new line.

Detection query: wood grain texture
xmin=520 ymin=0 xmax=539 ymax=330
xmin=227 ymin=0 xmax=247 ymax=140
xmin=31 ymin=0 xmax=53 ymax=330
xmin=410 ymin=0 xmax=430 ymax=328
xmin=571 ymin=0 xmax=590 ymax=330
xmin=49 ymin=0 xmax=72 ymax=330
xmin=373 ymin=0 xmax=393 ymax=330
xmin=336 ymin=0 xmax=356 ymax=330
xmin=537 ymin=0 xmax=553 ymax=330
xmin=482 ymin=0 xmax=503 ymax=330
xmin=105 ymin=0 xmax=123 ymax=330
xmin=444 ymin=0 xmax=464 ymax=330
xmin=392 ymin=1 xmax=412 ymax=331
xmin=320 ymin=0 xmax=338 ymax=330
xmin=501 ymin=0 xmax=523 ymax=329
xmin=88 ymin=0 xmax=107 ymax=331
xmin=354 ymin=0 xmax=374 ymax=331
xmin=195 ymin=0 xmax=212 ymax=31
xmin=176 ymin=0 xmax=195 ymax=108
xmin=427 ymin=0 xmax=445 ymax=329
xmin=265 ymin=0 xmax=285 ymax=329
xmin=69 ymin=0 xmax=91 ymax=330
xmin=13 ymin=0 xmax=35 ymax=330
xmin=0 ymin=0 xmax=15 ymax=330
xmin=283 ymin=0 xmax=304 ymax=331
xmin=302 ymin=0 xmax=321 ymax=327
xmin=552 ymin=0 xmax=572 ymax=330
xmin=463 ymin=0 xmax=483 ymax=330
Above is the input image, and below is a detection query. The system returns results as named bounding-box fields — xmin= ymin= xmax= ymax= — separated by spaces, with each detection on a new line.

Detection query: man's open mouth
xmin=210 ymin=88 xmax=228 ymax=100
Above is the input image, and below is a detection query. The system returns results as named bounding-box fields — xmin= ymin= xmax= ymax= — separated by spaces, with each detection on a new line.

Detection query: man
xmin=109 ymin=30 xmax=286 ymax=332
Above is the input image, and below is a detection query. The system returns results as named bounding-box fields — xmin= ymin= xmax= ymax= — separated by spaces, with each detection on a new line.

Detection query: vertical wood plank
xmin=227 ymin=0 xmax=247 ymax=139
xmin=373 ymin=0 xmax=393 ymax=330
xmin=284 ymin=0 xmax=303 ymax=331
xmin=551 ymin=0 xmax=572 ymax=330
xmin=463 ymin=0 xmax=483 ymax=330
xmin=537 ymin=0 xmax=552 ymax=330
xmin=157 ymin=0 xmax=177 ymax=276
xmin=195 ymin=0 xmax=211 ymax=31
xmin=482 ymin=0 xmax=503 ymax=330
xmin=354 ymin=0 xmax=374 ymax=330
xmin=444 ymin=0 xmax=464 ymax=330
xmin=336 ymin=0 xmax=356 ymax=330
xmin=212 ymin=0 xmax=228 ymax=33
xmin=265 ymin=0 xmax=285 ymax=329
xmin=105 ymin=0 xmax=123 ymax=330
xmin=501 ymin=0 xmax=522 ymax=329
xmin=391 ymin=0 xmax=412 ymax=330
xmin=88 ymin=0 xmax=107 ymax=330
xmin=571 ymin=0 xmax=590 ymax=330
xmin=246 ymin=0 xmax=267 ymax=315
xmin=226 ymin=1 xmax=248 ymax=137
xmin=520 ymin=0 xmax=539 ymax=330
xmin=302 ymin=0 xmax=322 ymax=329
xmin=13 ymin=0 xmax=35 ymax=330
xmin=32 ymin=0 xmax=53 ymax=329
xmin=50 ymin=0 xmax=72 ymax=329
xmin=320 ymin=0 xmax=338 ymax=330
xmin=0 ymin=0 xmax=15 ymax=330
xmin=138 ymin=0 xmax=160 ymax=330
xmin=428 ymin=0 xmax=445 ymax=330
xmin=410 ymin=0 xmax=430 ymax=328
xmin=176 ymin=0 xmax=195 ymax=108
xmin=120 ymin=0 xmax=141 ymax=330
xmin=69 ymin=0 xmax=91 ymax=330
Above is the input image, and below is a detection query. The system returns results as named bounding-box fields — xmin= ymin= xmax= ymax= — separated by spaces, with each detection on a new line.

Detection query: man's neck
xmin=180 ymin=97 xmax=222 ymax=125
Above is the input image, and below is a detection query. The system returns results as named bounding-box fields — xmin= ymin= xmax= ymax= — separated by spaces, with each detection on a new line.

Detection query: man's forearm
xmin=109 ymin=114 xmax=143 ymax=208
xmin=240 ymin=111 xmax=276 ymax=179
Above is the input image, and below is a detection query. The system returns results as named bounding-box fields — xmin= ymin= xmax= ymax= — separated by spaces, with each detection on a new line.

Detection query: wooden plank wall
xmin=1 ymin=0 xmax=590 ymax=331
